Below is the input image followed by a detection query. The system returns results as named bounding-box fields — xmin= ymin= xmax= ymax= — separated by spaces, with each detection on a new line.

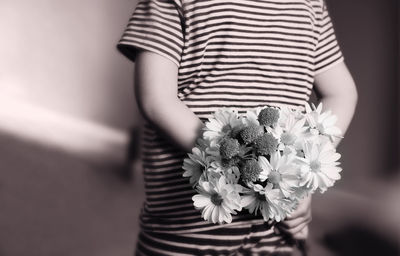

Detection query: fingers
xmin=278 ymin=218 xmax=311 ymax=236
xmin=276 ymin=202 xmax=312 ymax=239
xmin=287 ymin=206 xmax=309 ymax=220
xmin=273 ymin=195 xmax=312 ymax=242
xmin=280 ymin=212 xmax=311 ymax=231
xmin=292 ymin=226 xmax=309 ymax=240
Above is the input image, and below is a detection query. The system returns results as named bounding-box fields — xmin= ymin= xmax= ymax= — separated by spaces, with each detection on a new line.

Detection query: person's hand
xmin=276 ymin=195 xmax=312 ymax=240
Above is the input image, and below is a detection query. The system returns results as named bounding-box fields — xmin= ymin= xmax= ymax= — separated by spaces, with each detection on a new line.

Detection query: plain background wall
xmin=327 ymin=0 xmax=399 ymax=189
xmin=0 ymin=0 xmax=139 ymax=130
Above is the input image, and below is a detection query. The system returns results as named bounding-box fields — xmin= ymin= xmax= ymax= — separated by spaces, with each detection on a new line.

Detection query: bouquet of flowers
xmin=182 ymin=103 xmax=343 ymax=224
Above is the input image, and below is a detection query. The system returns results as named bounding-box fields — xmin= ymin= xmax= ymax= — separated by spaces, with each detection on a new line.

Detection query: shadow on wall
xmin=0 ymin=132 xmax=144 ymax=256
xmin=323 ymin=225 xmax=399 ymax=256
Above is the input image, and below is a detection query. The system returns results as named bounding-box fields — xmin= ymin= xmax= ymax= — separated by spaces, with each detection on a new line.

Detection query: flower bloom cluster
xmin=183 ymin=103 xmax=343 ymax=224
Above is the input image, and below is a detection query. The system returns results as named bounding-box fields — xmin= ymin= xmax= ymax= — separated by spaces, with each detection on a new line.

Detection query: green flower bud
xmin=254 ymin=133 xmax=278 ymax=156
xmin=230 ymin=125 xmax=243 ymax=139
xmin=220 ymin=138 xmax=240 ymax=159
xmin=240 ymin=159 xmax=262 ymax=183
xmin=258 ymin=107 xmax=280 ymax=126
xmin=240 ymin=124 xmax=263 ymax=144
xmin=222 ymin=157 xmax=240 ymax=168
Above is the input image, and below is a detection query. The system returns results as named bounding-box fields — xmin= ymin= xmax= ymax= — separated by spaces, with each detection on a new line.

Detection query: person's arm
xmin=135 ymin=50 xmax=204 ymax=153
xmin=278 ymin=61 xmax=358 ymax=240
xmin=314 ymin=61 xmax=358 ymax=146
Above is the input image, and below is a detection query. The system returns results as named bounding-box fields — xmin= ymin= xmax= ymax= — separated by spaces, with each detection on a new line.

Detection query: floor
xmin=0 ymin=132 xmax=398 ymax=256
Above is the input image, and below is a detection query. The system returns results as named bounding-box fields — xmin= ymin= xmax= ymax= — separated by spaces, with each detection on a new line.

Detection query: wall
xmin=0 ymin=0 xmax=140 ymax=130
xmin=327 ymin=0 xmax=399 ymax=189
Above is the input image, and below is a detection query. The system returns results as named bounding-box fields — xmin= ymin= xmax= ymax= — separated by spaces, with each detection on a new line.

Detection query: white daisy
xmin=279 ymin=105 xmax=304 ymax=123
xmin=242 ymin=107 xmax=264 ymax=126
xmin=203 ymin=108 xmax=243 ymax=143
xmin=258 ymin=153 xmax=300 ymax=197
xmin=297 ymin=141 xmax=342 ymax=193
xmin=195 ymin=138 xmax=210 ymax=152
xmin=305 ymin=103 xmax=343 ymax=141
xmin=266 ymin=124 xmax=284 ymax=141
xmin=193 ymin=176 xmax=243 ymax=224
xmin=182 ymin=147 xmax=209 ymax=186
xmin=281 ymin=145 xmax=297 ymax=156
xmin=279 ymin=113 xmax=307 ymax=149
xmin=205 ymin=139 xmax=220 ymax=158
xmin=208 ymin=161 xmax=241 ymax=184
xmin=242 ymin=183 xmax=294 ymax=222
xmin=291 ymin=184 xmax=312 ymax=201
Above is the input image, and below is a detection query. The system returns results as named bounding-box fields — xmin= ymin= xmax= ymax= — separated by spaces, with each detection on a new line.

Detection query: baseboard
xmin=0 ymin=97 xmax=130 ymax=164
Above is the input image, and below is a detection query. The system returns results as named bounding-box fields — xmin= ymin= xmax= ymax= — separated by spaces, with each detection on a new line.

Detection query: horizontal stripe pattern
xmin=117 ymin=0 xmax=184 ymax=65
xmin=136 ymin=222 xmax=293 ymax=256
xmin=118 ymin=0 xmax=343 ymax=254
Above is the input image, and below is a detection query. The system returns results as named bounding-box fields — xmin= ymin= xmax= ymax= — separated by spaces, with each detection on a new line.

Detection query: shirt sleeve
xmin=314 ymin=1 xmax=344 ymax=75
xmin=117 ymin=0 xmax=184 ymax=67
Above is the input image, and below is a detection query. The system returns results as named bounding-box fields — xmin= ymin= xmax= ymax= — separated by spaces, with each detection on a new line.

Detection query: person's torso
xmin=177 ymin=0 xmax=323 ymax=115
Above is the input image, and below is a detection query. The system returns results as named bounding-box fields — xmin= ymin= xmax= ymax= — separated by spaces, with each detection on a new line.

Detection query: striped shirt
xmin=118 ymin=0 xmax=343 ymax=237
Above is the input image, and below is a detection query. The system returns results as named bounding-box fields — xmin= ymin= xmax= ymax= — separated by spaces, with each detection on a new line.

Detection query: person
xmin=117 ymin=0 xmax=358 ymax=255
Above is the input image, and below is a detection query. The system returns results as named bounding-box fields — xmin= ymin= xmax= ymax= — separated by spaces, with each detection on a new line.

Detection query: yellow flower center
xmin=257 ymin=192 xmax=267 ymax=201
xmin=281 ymin=132 xmax=296 ymax=145
xmin=211 ymin=193 xmax=223 ymax=206
xmin=310 ymin=161 xmax=321 ymax=172
xmin=222 ymin=124 xmax=231 ymax=133
xmin=268 ymin=171 xmax=281 ymax=184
